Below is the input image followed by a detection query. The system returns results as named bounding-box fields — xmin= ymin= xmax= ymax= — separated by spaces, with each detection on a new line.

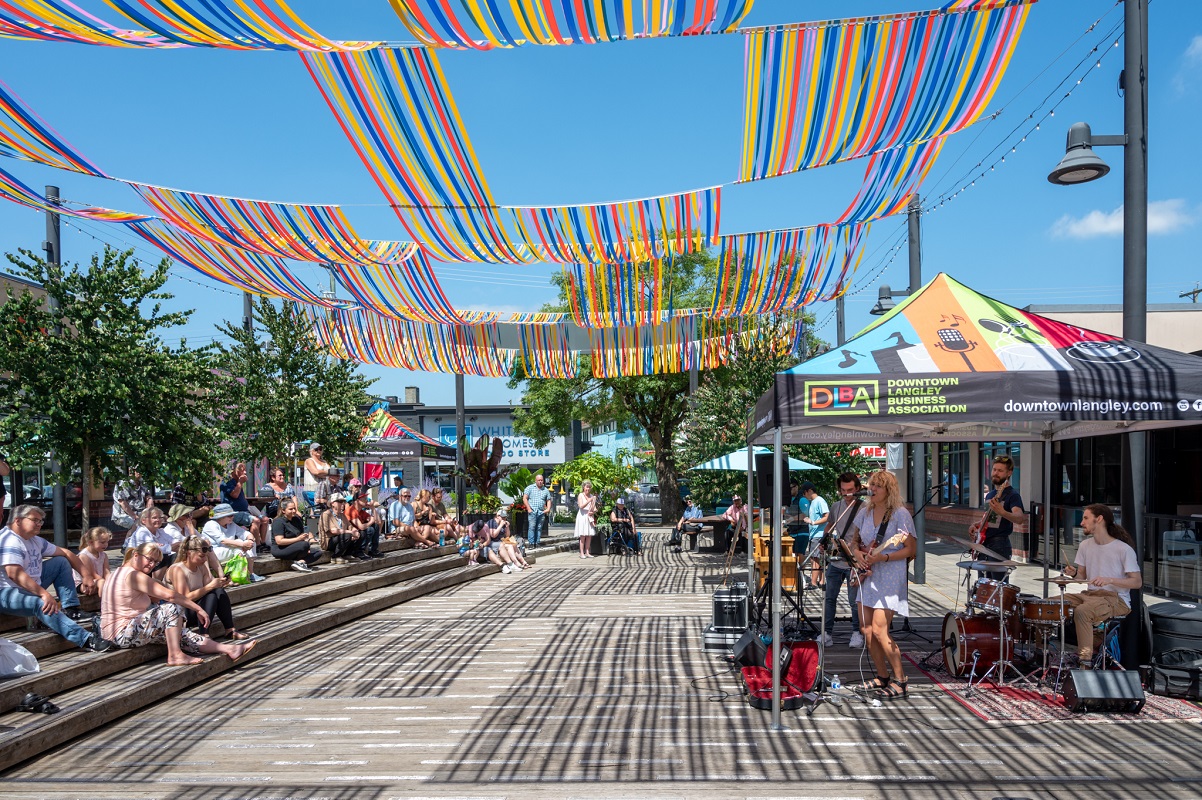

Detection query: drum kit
xmin=940 ymin=536 xmax=1086 ymax=692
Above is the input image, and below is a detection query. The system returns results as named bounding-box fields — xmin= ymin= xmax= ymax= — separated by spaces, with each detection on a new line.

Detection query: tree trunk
xmin=647 ymin=428 xmax=682 ymax=525
xmin=80 ymin=444 xmax=90 ymax=531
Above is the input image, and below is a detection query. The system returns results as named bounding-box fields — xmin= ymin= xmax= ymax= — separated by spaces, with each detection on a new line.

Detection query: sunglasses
xmin=190 ymin=545 xmax=212 ymax=553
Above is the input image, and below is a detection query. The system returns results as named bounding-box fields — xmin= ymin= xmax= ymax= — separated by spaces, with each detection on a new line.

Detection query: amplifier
xmin=712 ymin=583 xmax=749 ymax=632
xmin=1062 ymin=669 xmax=1145 ymax=713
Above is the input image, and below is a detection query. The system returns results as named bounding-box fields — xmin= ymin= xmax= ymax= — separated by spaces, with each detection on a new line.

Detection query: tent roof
xmin=362 ymin=409 xmax=441 ymax=446
xmin=748 ymin=273 xmax=1202 ymax=444
xmin=691 ymin=447 xmax=819 ymax=472
xmin=358 ymin=409 xmax=457 ymax=460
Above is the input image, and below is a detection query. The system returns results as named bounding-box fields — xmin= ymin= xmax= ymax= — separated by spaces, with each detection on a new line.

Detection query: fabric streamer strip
xmin=130 ymin=183 xmax=420 ymax=266
xmin=835 ymin=138 xmax=944 ymax=224
xmin=329 ymin=255 xmax=467 ymax=324
xmin=738 ymin=0 xmax=1031 ymax=181
xmin=0 ymin=164 xmax=147 ymax=221
xmin=302 ymin=48 xmax=720 ymax=264
xmin=127 ymin=219 xmax=346 ymax=308
xmin=0 ymin=0 xmax=381 ymax=50
xmin=565 ymin=259 xmax=669 ymax=328
xmin=0 ymin=76 xmax=106 ymax=175
xmin=387 ymin=0 xmax=755 ymax=49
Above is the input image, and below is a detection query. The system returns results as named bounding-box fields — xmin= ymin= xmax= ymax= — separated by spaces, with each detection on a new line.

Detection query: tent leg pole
xmin=1043 ymin=438 xmax=1052 ymax=599
xmin=747 ymin=442 xmax=755 ymax=628
xmin=771 ymin=427 xmax=786 ymax=730
xmin=912 ymin=443 xmax=926 ymax=584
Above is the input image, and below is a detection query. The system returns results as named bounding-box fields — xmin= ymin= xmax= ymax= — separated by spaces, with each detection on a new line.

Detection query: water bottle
xmin=439 ymin=533 xmax=445 ymax=547
xmin=830 ymin=674 xmax=842 ymax=691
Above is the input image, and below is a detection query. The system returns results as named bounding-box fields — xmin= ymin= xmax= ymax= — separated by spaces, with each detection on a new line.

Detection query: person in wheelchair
xmin=609 ymin=497 xmax=642 ymax=556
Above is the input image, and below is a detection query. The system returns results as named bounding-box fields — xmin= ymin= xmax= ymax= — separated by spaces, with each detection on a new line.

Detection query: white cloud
xmin=1188 ymin=35 xmax=1202 ymax=62
xmin=1051 ymin=199 xmax=1196 ymax=239
xmin=1174 ymin=35 xmax=1202 ymax=92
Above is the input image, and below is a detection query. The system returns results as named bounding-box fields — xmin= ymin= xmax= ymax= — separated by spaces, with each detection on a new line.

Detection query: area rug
xmin=906 ymin=651 xmax=1202 ymax=725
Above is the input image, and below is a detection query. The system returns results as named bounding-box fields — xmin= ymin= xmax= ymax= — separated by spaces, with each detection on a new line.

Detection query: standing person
xmin=851 ymin=471 xmax=916 ymax=700
xmin=671 ymin=496 xmax=704 ymax=550
xmin=1061 ymin=504 xmax=1141 ymax=668
xmin=822 ymin=474 xmax=865 ymax=649
xmin=167 ymin=535 xmax=249 ymax=640
xmin=270 ymin=498 xmax=323 ymax=572
xmin=969 ymin=455 xmax=1025 ymax=581
xmin=575 ymin=480 xmax=596 ymax=559
xmin=388 ymin=487 xmax=417 ymax=542
xmin=201 ymin=503 xmax=265 ymax=584
xmin=111 ymin=467 xmax=153 ymax=534
xmin=0 ymin=505 xmax=110 ymax=649
xmin=221 ymin=463 xmax=270 ymax=553
xmin=800 ymin=481 xmax=830 ymax=588
xmin=303 ymin=443 xmax=330 ymax=506
xmin=522 ymin=473 xmax=553 ymax=548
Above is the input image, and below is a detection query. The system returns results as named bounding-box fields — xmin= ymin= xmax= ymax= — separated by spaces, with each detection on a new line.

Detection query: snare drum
xmin=969 ymin=578 xmax=1019 ymax=616
xmin=942 ymin=612 xmax=1014 ymax=678
xmin=1020 ymin=596 xmax=1066 ymax=627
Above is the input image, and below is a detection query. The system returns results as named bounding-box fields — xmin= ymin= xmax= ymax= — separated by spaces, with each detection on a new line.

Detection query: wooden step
xmin=0 ymin=561 xmax=499 ymax=772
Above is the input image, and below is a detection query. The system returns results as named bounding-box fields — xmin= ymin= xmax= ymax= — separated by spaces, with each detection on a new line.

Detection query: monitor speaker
xmin=732 ymin=630 xmax=767 ymax=668
xmin=1062 ymin=669 xmax=1145 ymax=713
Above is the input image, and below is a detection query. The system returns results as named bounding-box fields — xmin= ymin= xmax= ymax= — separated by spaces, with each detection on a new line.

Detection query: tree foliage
xmin=0 ymin=247 xmax=223 ymax=527
xmin=550 ymin=451 xmax=640 ymax=514
xmin=213 ymin=298 xmax=376 ymax=466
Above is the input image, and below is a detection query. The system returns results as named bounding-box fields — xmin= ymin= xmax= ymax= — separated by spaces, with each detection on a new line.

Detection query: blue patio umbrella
xmin=690 ymin=447 xmax=819 ymax=472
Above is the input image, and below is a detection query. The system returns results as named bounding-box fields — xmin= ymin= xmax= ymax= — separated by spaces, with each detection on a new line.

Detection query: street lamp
xmin=1047 ymin=122 xmax=1122 ymax=186
xmin=870 ymin=284 xmax=908 ymax=316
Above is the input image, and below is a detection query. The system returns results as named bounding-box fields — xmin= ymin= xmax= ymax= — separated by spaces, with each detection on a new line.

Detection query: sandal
xmin=16 ymin=692 xmax=60 ymax=714
xmin=876 ymin=677 xmax=909 ymax=699
xmin=853 ymin=675 xmax=890 ymax=694
xmin=227 ymin=630 xmax=251 ymax=641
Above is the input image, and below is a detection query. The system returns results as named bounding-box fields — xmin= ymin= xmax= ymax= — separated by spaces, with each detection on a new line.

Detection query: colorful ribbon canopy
xmin=738 ymin=0 xmax=1030 ymax=181
xmin=130 ymin=183 xmax=419 ymax=266
xmin=836 ymin=138 xmax=944 ymax=224
xmin=0 ymin=77 xmax=105 ymax=175
xmin=302 ymin=47 xmax=720 ymax=264
xmin=388 ymin=0 xmax=754 ymax=49
xmin=0 ymin=0 xmax=382 ymax=50
xmin=329 ymin=256 xmax=467 ymax=324
xmin=0 ymin=164 xmax=147 ymax=221
xmin=565 ymin=259 xmax=668 ymax=328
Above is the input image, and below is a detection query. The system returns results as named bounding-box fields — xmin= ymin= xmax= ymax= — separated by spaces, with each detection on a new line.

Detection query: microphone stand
xmin=893 ymin=484 xmax=944 ymax=646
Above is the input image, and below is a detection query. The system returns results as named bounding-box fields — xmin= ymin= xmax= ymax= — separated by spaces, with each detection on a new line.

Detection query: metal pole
xmin=907 ymin=194 xmax=925 ymax=583
xmin=1043 ymin=436 xmax=1053 ymax=599
xmin=44 ymin=186 xmax=67 ymax=547
xmin=1121 ymin=0 xmax=1149 ymax=562
xmin=688 ymin=362 xmax=698 ymax=395
xmin=455 ymin=373 xmax=466 ymax=518
xmin=836 ymin=296 xmax=846 ymax=346
xmin=746 ymin=441 xmax=755 ymax=627
xmin=770 ymin=426 xmax=786 ymax=729
xmin=242 ymin=293 xmax=258 ymax=498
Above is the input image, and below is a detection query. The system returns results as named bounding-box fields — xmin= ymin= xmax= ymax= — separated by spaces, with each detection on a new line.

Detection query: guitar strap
xmin=840 ymin=499 xmax=862 ymax=539
xmin=873 ymin=513 xmax=891 ymax=549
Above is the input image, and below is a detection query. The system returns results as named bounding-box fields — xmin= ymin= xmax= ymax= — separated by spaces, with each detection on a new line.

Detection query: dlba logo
xmin=804 ymin=381 xmax=879 ymax=416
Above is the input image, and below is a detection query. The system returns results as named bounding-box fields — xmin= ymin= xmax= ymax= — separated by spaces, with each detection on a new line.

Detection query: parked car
xmin=625 ymin=481 xmax=689 ymax=524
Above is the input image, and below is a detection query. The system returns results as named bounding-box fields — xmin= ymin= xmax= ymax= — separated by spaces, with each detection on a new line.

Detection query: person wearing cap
xmin=609 ymin=496 xmax=642 ymax=555
xmin=722 ymin=494 xmax=750 ymax=552
xmin=319 ymin=494 xmax=364 ymax=564
xmin=348 ymin=491 xmax=383 ymax=560
xmin=201 ymin=503 xmax=265 ymax=583
xmin=123 ymin=506 xmax=178 ymax=578
xmin=220 ymin=463 xmax=270 ymax=553
xmin=303 ymin=443 xmax=330 ymax=506
xmin=671 ymin=496 xmax=704 ymax=550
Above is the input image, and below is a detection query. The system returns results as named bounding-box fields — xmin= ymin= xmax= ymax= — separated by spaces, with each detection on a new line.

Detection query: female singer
xmin=851 ymin=470 xmax=917 ymax=699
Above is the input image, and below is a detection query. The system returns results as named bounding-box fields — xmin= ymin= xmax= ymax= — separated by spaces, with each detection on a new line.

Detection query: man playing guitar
xmin=969 ymin=455 xmax=1025 ymax=580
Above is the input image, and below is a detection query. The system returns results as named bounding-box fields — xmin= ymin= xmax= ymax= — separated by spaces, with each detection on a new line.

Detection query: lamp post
xmin=1047 ymin=0 xmax=1148 ymax=562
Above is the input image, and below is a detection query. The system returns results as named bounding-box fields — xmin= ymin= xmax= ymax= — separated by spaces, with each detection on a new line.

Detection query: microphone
xmin=851 ymin=489 xmax=870 ymax=496
xmin=929 ymin=481 xmax=947 ymax=490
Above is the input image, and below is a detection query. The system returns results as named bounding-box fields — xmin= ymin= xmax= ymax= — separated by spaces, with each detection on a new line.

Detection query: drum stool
xmin=1093 ymin=614 xmax=1128 ymax=670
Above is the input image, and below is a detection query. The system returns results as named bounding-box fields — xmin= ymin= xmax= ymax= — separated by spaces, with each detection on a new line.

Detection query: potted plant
xmin=455 ymin=435 xmax=514 ymax=528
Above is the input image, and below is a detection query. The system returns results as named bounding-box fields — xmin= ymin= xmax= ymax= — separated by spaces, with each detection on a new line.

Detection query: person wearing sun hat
xmin=200 ymin=503 xmax=265 ymax=583
xmin=303 ymin=442 xmax=330 ymax=506
xmin=165 ymin=503 xmax=224 ymax=578
xmin=319 ymin=494 xmax=364 ymax=564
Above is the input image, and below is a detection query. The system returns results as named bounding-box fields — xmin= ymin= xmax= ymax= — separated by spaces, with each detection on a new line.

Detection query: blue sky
xmin=0 ymin=0 xmax=1198 ymax=406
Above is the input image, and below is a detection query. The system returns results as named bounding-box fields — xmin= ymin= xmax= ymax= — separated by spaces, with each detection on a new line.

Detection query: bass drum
xmin=942 ymin=612 xmax=1013 ymax=678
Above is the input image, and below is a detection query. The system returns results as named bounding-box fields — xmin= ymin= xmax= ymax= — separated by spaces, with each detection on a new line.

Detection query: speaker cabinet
xmin=732 ymin=630 xmax=767 ymax=668
xmin=1062 ymin=669 xmax=1145 ymax=713
xmin=712 ymin=584 xmax=749 ymax=631
xmin=754 ymin=453 xmax=790 ymax=510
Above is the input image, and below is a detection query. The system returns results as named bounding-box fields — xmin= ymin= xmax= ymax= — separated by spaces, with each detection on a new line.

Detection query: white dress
xmin=575 ymin=493 xmax=596 ymax=538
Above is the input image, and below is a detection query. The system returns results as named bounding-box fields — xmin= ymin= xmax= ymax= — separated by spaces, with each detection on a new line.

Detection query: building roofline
xmin=0 ymin=271 xmax=45 ymax=291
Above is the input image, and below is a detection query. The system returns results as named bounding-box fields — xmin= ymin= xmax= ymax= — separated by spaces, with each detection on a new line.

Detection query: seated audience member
xmin=319 ymin=494 xmax=364 ymax=564
xmin=270 ymin=499 xmax=322 ymax=572
xmin=429 ymin=488 xmax=459 ymax=543
xmin=111 ymin=467 xmax=153 ymax=534
xmin=201 ymin=503 xmax=265 ymax=584
xmin=221 ymin=463 xmax=270 ymax=552
xmin=458 ymin=526 xmax=482 ymax=564
xmin=348 ymin=492 xmax=383 ymax=560
xmin=410 ymin=489 xmax=441 ymax=549
xmin=670 ymin=496 xmax=704 ymax=549
xmin=474 ymin=509 xmax=528 ymax=573
xmin=610 ymin=497 xmax=642 ymax=554
xmin=101 ymin=542 xmax=255 ymax=665
xmin=388 ymin=488 xmax=418 ymax=542
xmin=123 ymin=507 xmax=178 ymax=577
xmin=167 ymin=535 xmax=249 ymax=640
xmin=165 ymin=504 xmax=224 ymax=578
xmin=0 ymin=505 xmax=111 ymax=650
xmin=265 ymin=467 xmax=296 ymax=517
xmin=74 ymin=526 xmax=112 ymax=596
xmin=722 ymin=494 xmax=751 ymax=552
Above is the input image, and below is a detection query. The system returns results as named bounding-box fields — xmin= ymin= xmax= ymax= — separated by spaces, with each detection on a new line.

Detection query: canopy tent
xmin=745 ymin=273 xmax=1202 ymax=726
xmin=354 ymin=409 xmax=457 ymax=483
xmin=748 ymin=273 xmax=1202 ymax=445
xmin=691 ymin=447 xmax=819 ymax=472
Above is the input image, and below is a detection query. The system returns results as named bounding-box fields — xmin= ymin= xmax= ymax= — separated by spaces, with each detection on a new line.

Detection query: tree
xmin=509 ymin=250 xmax=714 ymax=524
xmin=0 ymin=247 xmax=224 ymax=529
xmin=213 ymin=298 xmax=376 ymax=467
xmin=551 ymin=451 xmax=641 ymax=515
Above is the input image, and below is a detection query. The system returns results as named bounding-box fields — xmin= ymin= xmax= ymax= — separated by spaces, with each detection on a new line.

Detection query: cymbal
xmin=931 ymin=533 xmax=1011 ymax=563
xmin=1042 ymin=575 xmax=1089 ymax=584
xmin=956 ymin=559 xmax=1021 ymax=571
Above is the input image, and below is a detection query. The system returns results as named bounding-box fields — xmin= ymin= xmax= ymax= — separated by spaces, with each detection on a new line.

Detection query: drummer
xmin=969 ymin=455 xmax=1025 ymax=581
xmin=1061 ymin=504 xmax=1141 ymax=668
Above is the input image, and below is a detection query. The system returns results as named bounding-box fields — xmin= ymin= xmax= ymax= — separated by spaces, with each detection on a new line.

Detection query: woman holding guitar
xmin=851 ymin=470 xmax=917 ymax=700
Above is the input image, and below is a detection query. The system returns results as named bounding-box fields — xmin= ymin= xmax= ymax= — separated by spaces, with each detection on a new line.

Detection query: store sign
xmin=851 ymin=445 xmax=887 ymax=459
xmin=438 ymin=421 xmax=565 ymax=464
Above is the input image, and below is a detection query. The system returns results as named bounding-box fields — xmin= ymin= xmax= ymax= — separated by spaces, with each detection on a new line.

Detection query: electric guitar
xmin=971 ymin=481 xmax=1012 ymax=544
xmin=838 ymin=531 xmax=911 ymax=586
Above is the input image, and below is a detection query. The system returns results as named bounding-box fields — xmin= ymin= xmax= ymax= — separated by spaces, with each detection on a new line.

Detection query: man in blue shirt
xmin=970 ymin=455 xmax=1024 ymax=580
xmin=388 ymin=488 xmax=417 ymax=541
xmin=670 ymin=497 xmax=703 ymax=551
xmin=220 ymin=463 xmax=269 ymax=552
xmin=800 ymin=481 xmax=829 ymax=589
xmin=522 ymin=474 xmax=553 ymax=548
